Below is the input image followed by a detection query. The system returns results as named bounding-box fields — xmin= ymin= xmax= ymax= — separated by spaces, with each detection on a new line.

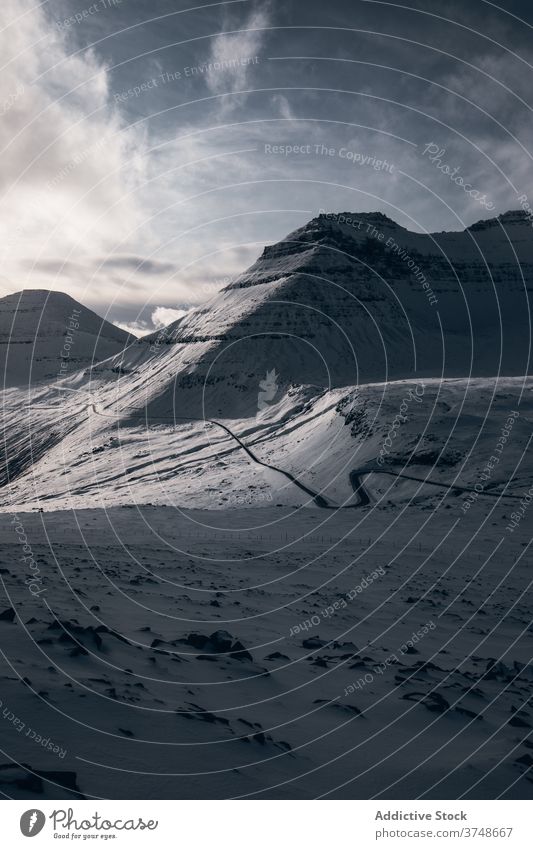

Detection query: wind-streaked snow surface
xmin=1 ymin=212 xmax=532 ymax=799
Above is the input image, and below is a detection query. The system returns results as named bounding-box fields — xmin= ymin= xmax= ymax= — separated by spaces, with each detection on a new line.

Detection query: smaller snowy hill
xmin=0 ymin=289 xmax=134 ymax=388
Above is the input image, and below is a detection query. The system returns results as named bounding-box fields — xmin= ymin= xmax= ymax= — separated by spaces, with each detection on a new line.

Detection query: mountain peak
xmin=290 ymin=210 xmax=399 ymax=240
xmin=258 ymin=210 xmax=400 ymax=257
xmin=0 ymin=288 xmax=133 ymax=387
xmin=3 ymin=288 xmax=85 ymax=309
xmin=468 ymin=209 xmax=531 ymax=231
xmin=315 ymin=210 xmax=396 ymax=227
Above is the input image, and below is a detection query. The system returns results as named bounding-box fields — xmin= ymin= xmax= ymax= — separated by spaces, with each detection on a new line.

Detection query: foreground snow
xmin=0 ymin=499 xmax=531 ymax=799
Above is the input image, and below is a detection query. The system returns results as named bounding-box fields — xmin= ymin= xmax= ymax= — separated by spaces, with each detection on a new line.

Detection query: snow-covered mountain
xmin=0 ymin=289 xmax=134 ymax=388
xmin=1 ymin=209 xmax=532 ymax=508
xmin=90 ymin=209 xmax=533 ymax=420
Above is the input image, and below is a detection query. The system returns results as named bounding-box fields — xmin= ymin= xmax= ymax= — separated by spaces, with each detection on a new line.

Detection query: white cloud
xmin=271 ymin=94 xmax=297 ymax=121
xmin=113 ymin=319 xmax=150 ymax=338
xmin=205 ymin=7 xmax=269 ymax=109
xmin=113 ymin=307 xmax=189 ymax=338
xmin=151 ymin=306 xmax=188 ymax=328
xmin=0 ymin=0 xmax=146 ymax=302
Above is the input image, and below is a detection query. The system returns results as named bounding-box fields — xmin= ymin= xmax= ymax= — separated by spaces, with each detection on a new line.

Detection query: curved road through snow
xmin=21 ymin=398 xmax=522 ymax=510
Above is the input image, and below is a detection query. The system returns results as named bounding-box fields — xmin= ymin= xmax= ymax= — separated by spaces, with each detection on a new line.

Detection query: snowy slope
xmin=1 ymin=377 xmax=531 ymax=515
xmin=0 ymin=289 xmax=134 ymax=388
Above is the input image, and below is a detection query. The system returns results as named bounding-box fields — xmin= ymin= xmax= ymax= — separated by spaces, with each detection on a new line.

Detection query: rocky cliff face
xmin=95 ymin=210 xmax=533 ymax=419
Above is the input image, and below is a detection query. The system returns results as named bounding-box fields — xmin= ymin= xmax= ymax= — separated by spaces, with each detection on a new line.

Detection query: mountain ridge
xmin=4 ymin=208 xmax=531 ymax=411
xmin=103 ymin=206 xmax=531 ymax=418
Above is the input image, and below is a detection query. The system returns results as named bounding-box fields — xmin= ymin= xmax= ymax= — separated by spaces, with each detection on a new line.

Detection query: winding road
xmin=15 ymin=396 xmax=525 ymax=510
xmin=351 ymin=465 xmax=526 ymax=502
xmin=90 ymin=402 xmax=364 ymax=509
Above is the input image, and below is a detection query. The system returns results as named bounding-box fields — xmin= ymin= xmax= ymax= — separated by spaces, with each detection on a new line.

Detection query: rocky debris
xmin=508 ymin=714 xmax=530 ymax=728
xmin=37 ymin=768 xmax=82 ymax=796
xmin=310 ymin=656 xmax=329 ymax=668
xmin=48 ymin=620 xmax=130 ymax=653
xmin=484 ymin=660 xmax=514 ymax=682
xmin=241 ymin=730 xmax=292 ymax=752
xmin=302 ymin=636 xmax=327 ymax=649
xmin=455 ymin=706 xmax=482 ymax=720
xmin=179 ymin=703 xmax=230 ymax=726
xmin=0 ymin=764 xmax=42 ymax=793
xmin=238 ymin=718 xmax=262 ymax=729
xmin=333 ymin=703 xmax=363 ymax=716
xmin=483 ymin=659 xmax=532 ymax=682
xmin=0 ymin=763 xmax=82 ymax=797
xmin=513 ymin=662 xmax=533 ymax=681
xmin=185 ymin=630 xmax=253 ymax=662
xmin=402 ymin=691 xmax=450 ymax=713
xmin=0 ymin=607 xmax=16 ymax=622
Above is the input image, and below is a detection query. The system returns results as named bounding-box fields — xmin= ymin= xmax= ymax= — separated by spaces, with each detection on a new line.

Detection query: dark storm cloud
xmin=27 ymin=257 xmax=176 ymax=278
xmin=23 ymin=259 xmax=83 ymax=276
xmin=98 ymin=256 xmax=177 ymax=274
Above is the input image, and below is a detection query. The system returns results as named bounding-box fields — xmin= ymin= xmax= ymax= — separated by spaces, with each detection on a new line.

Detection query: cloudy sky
xmin=1 ymin=0 xmax=533 ymax=332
